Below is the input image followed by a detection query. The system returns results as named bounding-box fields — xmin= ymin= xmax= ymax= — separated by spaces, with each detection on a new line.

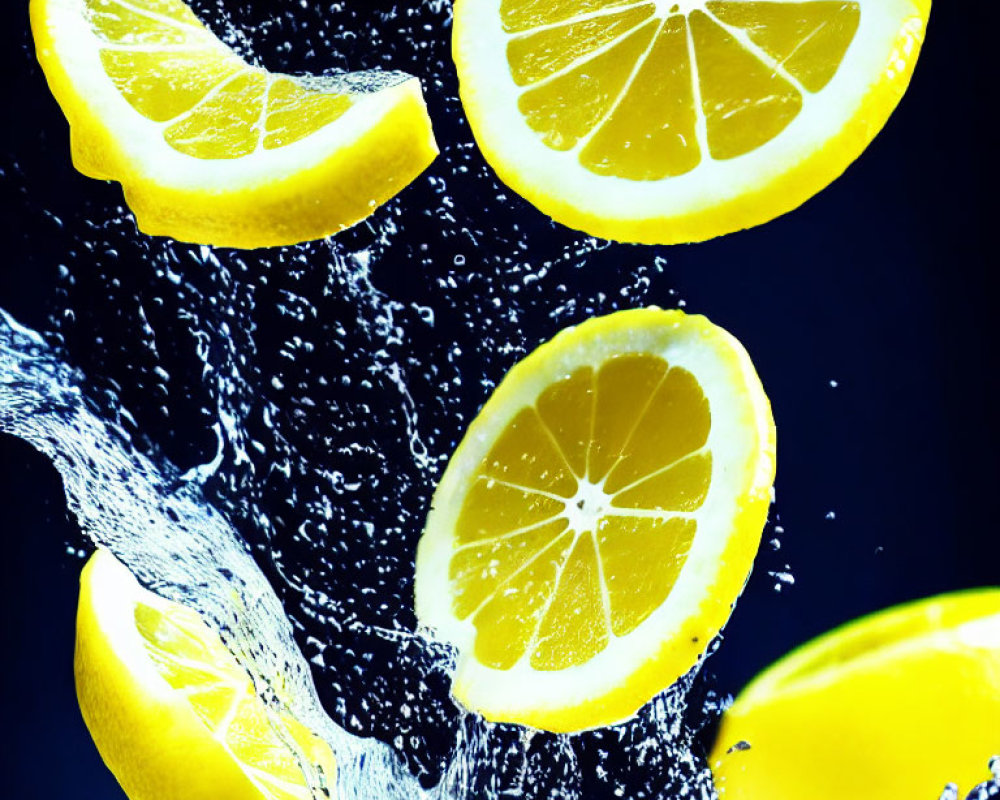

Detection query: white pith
xmin=563 ymin=478 xmax=614 ymax=534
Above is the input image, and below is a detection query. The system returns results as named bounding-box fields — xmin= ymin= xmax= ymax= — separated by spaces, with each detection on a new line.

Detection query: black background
xmin=1 ymin=0 xmax=997 ymax=797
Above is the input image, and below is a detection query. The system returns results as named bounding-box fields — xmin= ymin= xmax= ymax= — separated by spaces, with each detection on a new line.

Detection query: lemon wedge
xmin=711 ymin=590 xmax=1000 ymax=799
xmin=75 ymin=548 xmax=337 ymax=800
xmin=31 ymin=0 xmax=438 ymax=248
xmin=454 ymin=0 xmax=930 ymax=243
xmin=415 ymin=308 xmax=776 ymax=732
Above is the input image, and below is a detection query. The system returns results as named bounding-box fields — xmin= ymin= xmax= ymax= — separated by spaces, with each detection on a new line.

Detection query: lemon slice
xmin=415 ymin=308 xmax=776 ymax=732
xmin=75 ymin=548 xmax=337 ymax=800
xmin=31 ymin=0 xmax=438 ymax=248
xmin=453 ymin=0 xmax=930 ymax=243
xmin=711 ymin=590 xmax=1000 ymax=799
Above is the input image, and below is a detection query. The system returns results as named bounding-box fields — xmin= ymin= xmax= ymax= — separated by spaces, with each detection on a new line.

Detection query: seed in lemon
xmin=453 ymin=0 xmax=930 ymax=244
xmin=711 ymin=590 xmax=1000 ymax=799
xmin=75 ymin=548 xmax=337 ymax=800
xmin=415 ymin=308 xmax=776 ymax=732
xmin=31 ymin=0 xmax=438 ymax=248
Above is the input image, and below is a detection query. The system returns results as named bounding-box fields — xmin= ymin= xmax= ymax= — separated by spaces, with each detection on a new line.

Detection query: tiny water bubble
xmin=768 ymin=568 xmax=795 ymax=592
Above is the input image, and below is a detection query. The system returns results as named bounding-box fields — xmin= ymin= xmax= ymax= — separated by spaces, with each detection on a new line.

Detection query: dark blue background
xmin=1 ymin=0 xmax=996 ymax=797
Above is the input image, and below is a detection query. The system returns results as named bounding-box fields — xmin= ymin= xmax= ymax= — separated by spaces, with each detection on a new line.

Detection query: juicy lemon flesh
xmin=711 ymin=591 xmax=1000 ymax=799
xmin=449 ymin=352 xmax=713 ymax=673
xmin=86 ymin=0 xmax=355 ymax=159
xmin=504 ymin=0 xmax=861 ymax=179
xmin=132 ymin=601 xmax=335 ymax=800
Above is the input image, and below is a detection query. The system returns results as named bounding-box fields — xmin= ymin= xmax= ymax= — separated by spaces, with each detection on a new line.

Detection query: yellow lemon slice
xmin=453 ymin=0 xmax=930 ymax=243
xmin=415 ymin=308 xmax=776 ymax=732
xmin=75 ymin=548 xmax=337 ymax=800
xmin=711 ymin=590 xmax=1000 ymax=799
xmin=31 ymin=0 xmax=438 ymax=248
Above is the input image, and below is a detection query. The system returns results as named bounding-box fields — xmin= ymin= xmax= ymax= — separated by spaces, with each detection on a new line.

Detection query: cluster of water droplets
xmin=938 ymin=757 xmax=1000 ymax=800
xmin=0 ymin=307 xmax=420 ymax=799
xmin=0 ymin=0 xmax=748 ymax=797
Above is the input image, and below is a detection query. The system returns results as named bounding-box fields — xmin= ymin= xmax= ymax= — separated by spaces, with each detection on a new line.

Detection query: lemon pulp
xmin=453 ymin=354 xmax=713 ymax=671
xmin=87 ymin=0 xmax=358 ymax=160
xmin=509 ymin=1 xmax=859 ymax=178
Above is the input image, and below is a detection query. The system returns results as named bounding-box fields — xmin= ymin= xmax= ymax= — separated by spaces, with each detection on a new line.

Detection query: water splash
xmin=938 ymin=757 xmax=1000 ymax=800
xmin=1 ymin=307 xmax=720 ymax=798
xmin=0 ymin=308 xmax=424 ymax=799
xmin=2 ymin=0 xmax=732 ymax=795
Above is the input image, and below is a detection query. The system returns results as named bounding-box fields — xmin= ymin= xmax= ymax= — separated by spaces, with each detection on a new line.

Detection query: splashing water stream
xmin=0 ymin=308 xmax=425 ymax=800
xmin=0 ymin=290 xmax=719 ymax=800
xmin=0 ymin=0 xmax=740 ymax=796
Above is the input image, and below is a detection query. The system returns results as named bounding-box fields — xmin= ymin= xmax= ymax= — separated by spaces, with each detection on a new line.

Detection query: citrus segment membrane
xmin=505 ymin=0 xmax=861 ymax=176
xmin=580 ymin=15 xmax=699 ymax=179
xmin=708 ymin=1 xmax=862 ymax=93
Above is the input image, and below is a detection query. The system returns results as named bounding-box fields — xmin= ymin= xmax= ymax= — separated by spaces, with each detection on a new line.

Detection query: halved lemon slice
xmin=415 ymin=308 xmax=776 ymax=732
xmin=711 ymin=590 xmax=1000 ymax=799
xmin=75 ymin=548 xmax=337 ymax=800
xmin=31 ymin=0 xmax=438 ymax=248
xmin=453 ymin=0 xmax=930 ymax=243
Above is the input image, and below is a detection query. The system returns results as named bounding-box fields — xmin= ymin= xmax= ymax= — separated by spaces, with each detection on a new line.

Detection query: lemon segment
xmin=454 ymin=0 xmax=930 ymax=243
xmin=707 ymin=2 xmax=861 ymax=93
xmin=711 ymin=590 xmax=1000 ymax=799
xmin=75 ymin=549 xmax=336 ymax=800
xmin=415 ymin=308 xmax=776 ymax=732
xmin=31 ymin=0 xmax=438 ymax=248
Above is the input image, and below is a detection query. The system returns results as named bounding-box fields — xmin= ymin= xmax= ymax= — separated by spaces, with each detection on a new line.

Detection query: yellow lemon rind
xmin=453 ymin=0 xmax=931 ymax=245
xmin=734 ymin=587 xmax=1000 ymax=711
xmin=416 ymin=308 xmax=776 ymax=732
xmin=30 ymin=0 xmax=439 ymax=249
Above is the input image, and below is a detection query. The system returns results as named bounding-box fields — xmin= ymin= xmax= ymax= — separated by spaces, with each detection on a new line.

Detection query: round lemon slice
xmin=75 ymin=548 xmax=337 ymax=800
xmin=415 ymin=308 xmax=776 ymax=732
xmin=453 ymin=0 xmax=930 ymax=243
xmin=31 ymin=0 xmax=438 ymax=248
xmin=711 ymin=590 xmax=1000 ymax=799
